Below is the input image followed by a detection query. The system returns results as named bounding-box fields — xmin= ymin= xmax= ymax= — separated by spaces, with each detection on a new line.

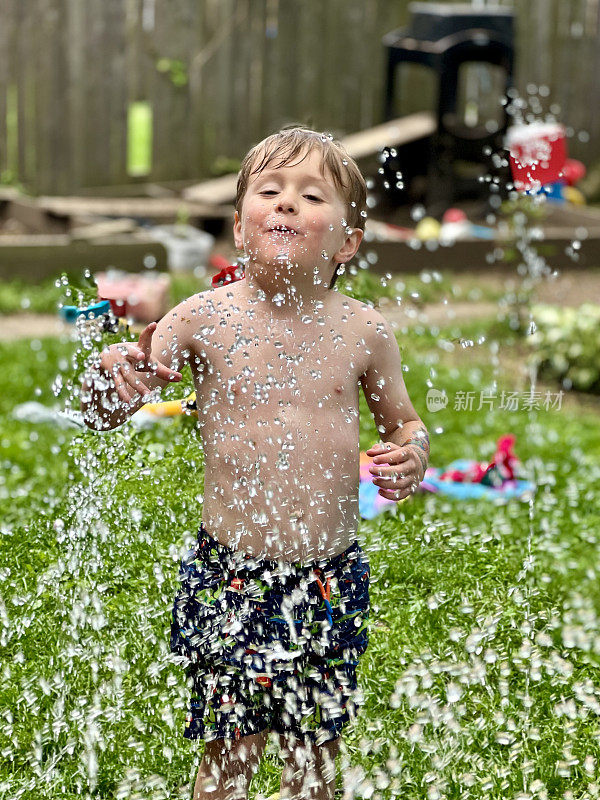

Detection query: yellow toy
xmin=563 ymin=185 xmax=586 ymax=205
xmin=415 ymin=216 xmax=441 ymax=240
xmin=139 ymin=391 xmax=197 ymax=417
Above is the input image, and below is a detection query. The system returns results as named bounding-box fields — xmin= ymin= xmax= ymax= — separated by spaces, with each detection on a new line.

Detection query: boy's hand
xmin=99 ymin=321 xmax=182 ymax=404
xmin=365 ymin=441 xmax=425 ymax=501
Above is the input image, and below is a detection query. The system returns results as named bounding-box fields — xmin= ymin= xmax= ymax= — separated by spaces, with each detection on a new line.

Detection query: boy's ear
xmin=334 ymin=228 xmax=363 ymax=266
xmin=233 ymin=211 xmax=243 ymax=250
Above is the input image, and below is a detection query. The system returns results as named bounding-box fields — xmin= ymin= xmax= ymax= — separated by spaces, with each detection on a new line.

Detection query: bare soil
xmin=0 ymin=313 xmax=69 ymax=341
xmin=451 ymin=268 xmax=600 ymax=307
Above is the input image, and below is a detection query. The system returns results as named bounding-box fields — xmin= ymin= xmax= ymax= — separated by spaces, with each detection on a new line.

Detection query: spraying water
xmin=2 ymin=92 xmax=599 ymax=799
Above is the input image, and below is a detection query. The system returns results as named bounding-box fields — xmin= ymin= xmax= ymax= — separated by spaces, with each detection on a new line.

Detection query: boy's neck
xmin=242 ymin=266 xmax=332 ymax=317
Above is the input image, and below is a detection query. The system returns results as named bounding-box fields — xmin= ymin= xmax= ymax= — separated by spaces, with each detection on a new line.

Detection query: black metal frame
xmin=382 ymin=8 xmax=515 ymax=211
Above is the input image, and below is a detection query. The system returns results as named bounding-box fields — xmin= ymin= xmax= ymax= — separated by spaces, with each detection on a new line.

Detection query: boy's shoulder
xmin=166 ymin=283 xmax=235 ymax=320
xmin=335 ymin=292 xmax=390 ymax=332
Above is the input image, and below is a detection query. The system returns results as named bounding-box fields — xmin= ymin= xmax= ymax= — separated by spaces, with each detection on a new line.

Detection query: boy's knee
xmin=318 ymin=738 xmax=339 ymax=783
xmin=278 ymin=731 xmax=340 ymax=774
xmin=203 ymin=730 xmax=269 ymax=775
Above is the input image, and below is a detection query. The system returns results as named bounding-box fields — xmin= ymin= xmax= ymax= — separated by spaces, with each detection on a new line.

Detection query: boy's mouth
xmin=266 ymin=223 xmax=301 ymax=236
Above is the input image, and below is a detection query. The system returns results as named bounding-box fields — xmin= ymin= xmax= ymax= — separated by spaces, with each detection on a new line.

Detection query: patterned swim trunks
xmin=170 ymin=524 xmax=370 ymax=744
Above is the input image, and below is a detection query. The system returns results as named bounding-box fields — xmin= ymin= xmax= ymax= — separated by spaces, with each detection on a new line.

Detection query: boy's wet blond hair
xmin=235 ymin=125 xmax=367 ymax=288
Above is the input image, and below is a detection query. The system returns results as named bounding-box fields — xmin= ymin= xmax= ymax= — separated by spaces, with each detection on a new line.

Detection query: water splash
xmin=3 ymin=89 xmax=599 ymax=798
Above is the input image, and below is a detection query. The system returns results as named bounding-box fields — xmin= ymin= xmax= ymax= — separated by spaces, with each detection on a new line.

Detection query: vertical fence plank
xmin=216 ymin=0 xmax=239 ymax=168
xmin=106 ymin=0 xmax=129 ymax=184
xmin=17 ymin=0 xmax=37 ymax=187
xmin=34 ymin=0 xmax=72 ymax=194
xmin=196 ymin=0 xmax=217 ymax=174
xmin=259 ymin=0 xmax=278 ymax=134
xmin=0 ymin=0 xmax=13 ymax=175
xmin=572 ymin=0 xmax=595 ymax=159
xmin=201 ymin=0 xmax=235 ymax=173
xmin=187 ymin=0 xmax=207 ymax=177
xmin=292 ymin=0 xmax=320 ymax=130
xmin=148 ymin=0 xmax=166 ymax=180
xmin=260 ymin=0 xmax=299 ymax=134
xmin=126 ymin=0 xmax=143 ymax=104
xmin=246 ymin=0 xmax=267 ymax=149
xmin=81 ymin=0 xmax=112 ymax=187
xmin=33 ymin=0 xmax=50 ymax=192
xmin=357 ymin=0 xmax=380 ymax=131
xmin=227 ymin=0 xmax=250 ymax=160
xmin=179 ymin=0 xmax=200 ymax=179
xmin=65 ymin=0 xmax=85 ymax=191
xmin=319 ymin=0 xmax=346 ymax=133
xmin=152 ymin=0 xmax=186 ymax=181
xmin=135 ymin=0 xmax=159 ymax=179
xmin=588 ymin=0 xmax=600 ymax=150
xmin=169 ymin=0 xmax=202 ymax=181
xmin=339 ymin=0 xmax=365 ymax=135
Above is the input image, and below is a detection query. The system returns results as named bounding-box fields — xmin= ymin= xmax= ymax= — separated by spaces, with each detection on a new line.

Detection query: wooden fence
xmin=1 ymin=0 xmax=600 ymax=195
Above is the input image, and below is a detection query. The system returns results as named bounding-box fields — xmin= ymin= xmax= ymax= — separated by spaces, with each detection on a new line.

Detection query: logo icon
xmin=426 ymin=388 xmax=448 ymax=412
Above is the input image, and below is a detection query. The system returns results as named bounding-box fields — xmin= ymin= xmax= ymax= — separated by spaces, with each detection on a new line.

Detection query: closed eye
xmin=259 ymin=189 xmax=322 ymax=201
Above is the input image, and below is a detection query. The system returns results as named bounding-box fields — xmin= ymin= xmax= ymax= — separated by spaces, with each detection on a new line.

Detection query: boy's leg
xmin=277 ymin=733 xmax=340 ymax=800
xmin=193 ymin=730 xmax=270 ymax=800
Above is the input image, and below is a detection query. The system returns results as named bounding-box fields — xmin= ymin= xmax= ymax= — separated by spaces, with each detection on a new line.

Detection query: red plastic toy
xmin=210 ymin=255 xmax=246 ymax=288
xmin=439 ymin=434 xmax=519 ymax=487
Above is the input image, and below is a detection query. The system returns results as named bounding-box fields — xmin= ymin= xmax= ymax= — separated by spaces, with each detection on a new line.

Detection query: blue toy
xmin=59 ymin=300 xmax=111 ymax=323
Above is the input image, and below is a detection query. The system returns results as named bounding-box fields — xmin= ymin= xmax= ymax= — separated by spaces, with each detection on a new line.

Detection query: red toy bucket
xmin=506 ymin=123 xmax=567 ymax=191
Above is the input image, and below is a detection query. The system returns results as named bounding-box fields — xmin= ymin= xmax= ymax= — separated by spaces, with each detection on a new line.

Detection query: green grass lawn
xmin=0 ymin=272 xmax=213 ymax=316
xmin=1 ymin=313 xmax=600 ymax=799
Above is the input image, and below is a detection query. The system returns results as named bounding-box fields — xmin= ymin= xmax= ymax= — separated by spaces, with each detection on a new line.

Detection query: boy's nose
xmin=275 ymin=196 xmax=298 ymax=214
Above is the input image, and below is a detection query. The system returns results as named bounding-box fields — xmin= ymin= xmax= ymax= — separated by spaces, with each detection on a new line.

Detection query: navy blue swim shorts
xmin=170 ymin=524 xmax=370 ymax=744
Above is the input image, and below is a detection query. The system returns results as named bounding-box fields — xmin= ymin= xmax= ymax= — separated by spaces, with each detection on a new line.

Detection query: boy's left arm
xmin=359 ymin=310 xmax=430 ymax=501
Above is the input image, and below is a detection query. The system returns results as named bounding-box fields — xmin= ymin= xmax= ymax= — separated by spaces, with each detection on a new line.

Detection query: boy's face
xmin=233 ymin=148 xmax=362 ymax=289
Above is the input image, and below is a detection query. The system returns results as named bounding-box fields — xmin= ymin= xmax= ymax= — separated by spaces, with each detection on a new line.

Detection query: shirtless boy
xmin=81 ymin=126 xmax=429 ymax=800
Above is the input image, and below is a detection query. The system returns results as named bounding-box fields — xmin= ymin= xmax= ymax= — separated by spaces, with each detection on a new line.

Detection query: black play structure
xmin=380 ymin=2 xmax=515 ymax=214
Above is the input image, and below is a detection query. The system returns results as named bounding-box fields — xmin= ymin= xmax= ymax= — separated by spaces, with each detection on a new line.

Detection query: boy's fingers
xmin=114 ymin=362 xmax=150 ymax=400
xmin=379 ymin=482 xmax=418 ymax=499
xmin=378 ymin=487 xmax=406 ymax=500
xmin=372 ymin=475 xmax=411 ymax=491
xmin=113 ymin=373 xmax=134 ymax=403
xmin=369 ymin=461 xmax=410 ymax=476
xmin=370 ymin=467 xmax=408 ymax=480
xmin=122 ymin=368 xmax=151 ymax=397
xmin=371 ymin=448 xmax=412 ymax=465
xmin=152 ymin=362 xmax=183 ymax=381
xmin=137 ymin=321 xmax=157 ymax=354
xmin=131 ymin=355 xmax=181 ymax=381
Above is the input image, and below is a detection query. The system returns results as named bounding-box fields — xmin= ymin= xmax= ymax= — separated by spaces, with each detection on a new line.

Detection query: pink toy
xmin=440 ymin=207 xmax=471 ymax=242
xmin=96 ymin=271 xmax=170 ymax=323
xmin=563 ymin=158 xmax=586 ymax=186
xmin=442 ymin=208 xmax=467 ymax=224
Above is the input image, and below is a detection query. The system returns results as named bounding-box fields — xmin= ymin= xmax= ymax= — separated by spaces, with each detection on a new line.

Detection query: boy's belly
xmin=200 ymin=407 xmax=361 ymax=563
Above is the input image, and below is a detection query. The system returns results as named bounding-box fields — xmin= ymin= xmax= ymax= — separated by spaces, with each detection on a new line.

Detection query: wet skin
xmin=92 ymin=150 xmax=425 ymax=562
xmin=131 ymin=273 xmax=422 ymax=563
xmin=187 ymin=282 xmax=372 ymax=562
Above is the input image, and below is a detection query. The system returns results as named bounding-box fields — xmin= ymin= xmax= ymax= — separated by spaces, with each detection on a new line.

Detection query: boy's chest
xmin=190 ymin=308 xmax=371 ymax=405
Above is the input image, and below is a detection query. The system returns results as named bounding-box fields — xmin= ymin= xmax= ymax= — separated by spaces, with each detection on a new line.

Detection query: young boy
xmin=81 ymin=126 xmax=429 ymax=800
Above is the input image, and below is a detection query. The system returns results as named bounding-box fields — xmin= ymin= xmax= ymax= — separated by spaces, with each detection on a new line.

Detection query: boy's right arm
xmin=80 ymin=301 xmax=191 ymax=431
